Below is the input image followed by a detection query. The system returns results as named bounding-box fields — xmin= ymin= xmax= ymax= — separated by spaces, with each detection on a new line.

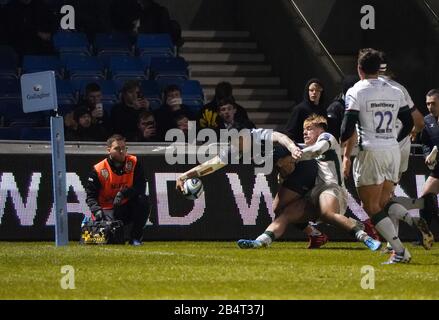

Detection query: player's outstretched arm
xmin=300 ymin=139 xmax=331 ymax=161
xmin=271 ymin=131 xmax=302 ymax=160
xmin=176 ymin=155 xmax=227 ymax=191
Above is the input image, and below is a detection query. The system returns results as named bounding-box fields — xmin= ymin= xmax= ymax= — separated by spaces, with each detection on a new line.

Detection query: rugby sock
xmin=350 ymin=226 xmax=368 ymax=242
xmin=256 ymin=231 xmax=275 ymax=246
xmin=388 ymin=202 xmax=414 ymax=227
xmin=371 ymin=209 xmax=404 ymax=254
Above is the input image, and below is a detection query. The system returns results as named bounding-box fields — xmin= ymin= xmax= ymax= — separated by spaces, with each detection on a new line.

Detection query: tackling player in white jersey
xmin=340 ymin=48 xmax=414 ymax=264
xmin=238 ymin=114 xmax=382 ymax=251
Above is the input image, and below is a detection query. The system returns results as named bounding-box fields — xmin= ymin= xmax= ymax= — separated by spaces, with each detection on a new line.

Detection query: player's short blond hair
xmin=303 ymin=114 xmax=328 ymax=130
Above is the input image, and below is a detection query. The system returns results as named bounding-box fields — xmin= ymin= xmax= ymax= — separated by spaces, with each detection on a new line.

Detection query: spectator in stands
xmin=154 ymin=84 xmax=193 ymax=138
xmin=326 ymin=75 xmax=359 ymax=141
xmin=74 ymin=0 xmax=112 ymax=37
xmin=198 ymin=81 xmax=250 ymax=130
xmin=132 ymin=110 xmax=162 ymax=142
xmin=111 ymin=0 xmax=182 ymax=47
xmin=111 ymin=80 xmax=150 ymax=139
xmin=81 ymin=83 xmax=112 ymax=131
xmin=85 ymin=134 xmax=149 ymax=246
xmin=110 ymin=0 xmax=139 ymax=33
xmin=217 ymin=97 xmax=255 ymax=131
xmin=284 ymin=78 xmax=327 ymax=143
xmin=135 ymin=0 xmax=183 ymax=47
xmin=5 ymin=0 xmax=56 ymax=56
xmin=66 ymin=106 xmax=109 ymax=142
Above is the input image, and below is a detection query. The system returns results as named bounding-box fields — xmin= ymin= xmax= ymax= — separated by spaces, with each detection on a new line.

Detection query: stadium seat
xmin=22 ymin=55 xmax=64 ymax=79
xmin=0 ymin=101 xmax=47 ymax=127
xmin=55 ymin=80 xmax=77 ymax=105
xmin=181 ymin=80 xmax=205 ymax=113
xmin=0 ymin=79 xmax=21 ymax=103
xmin=94 ymin=33 xmax=133 ymax=56
xmin=108 ymin=56 xmax=147 ymax=81
xmin=20 ymin=127 xmax=51 ymax=141
xmin=0 ymin=127 xmax=22 ymax=140
xmin=57 ymin=104 xmax=75 ymax=116
xmin=136 ymin=33 xmax=175 ymax=58
xmin=71 ymin=79 xmax=118 ymax=104
xmin=53 ymin=31 xmax=91 ymax=56
xmin=149 ymin=57 xmax=189 ymax=81
xmin=0 ymin=46 xmax=19 ymax=80
xmin=140 ymin=80 xmax=162 ymax=110
xmin=156 ymin=78 xmax=185 ymax=92
xmin=62 ymin=55 xmax=105 ymax=81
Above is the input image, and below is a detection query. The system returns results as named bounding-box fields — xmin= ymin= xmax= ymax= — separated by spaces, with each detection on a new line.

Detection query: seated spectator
xmin=217 ymin=97 xmax=255 ymax=131
xmin=198 ymin=81 xmax=250 ymax=130
xmin=75 ymin=0 xmax=112 ymax=37
xmin=110 ymin=0 xmax=139 ymax=33
xmin=132 ymin=110 xmax=163 ymax=142
xmin=65 ymin=83 xmax=112 ymax=133
xmin=110 ymin=0 xmax=182 ymax=47
xmin=111 ymin=80 xmax=150 ymax=138
xmin=154 ymin=84 xmax=193 ymax=138
xmin=284 ymin=78 xmax=327 ymax=143
xmin=66 ymin=106 xmax=109 ymax=141
xmin=135 ymin=0 xmax=183 ymax=47
xmin=81 ymin=83 xmax=112 ymax=131
xmin=5 ymin=0 xmax=56 ymax=56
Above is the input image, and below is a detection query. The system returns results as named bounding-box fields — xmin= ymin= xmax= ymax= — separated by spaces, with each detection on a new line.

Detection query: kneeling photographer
xmin=85 ymin=134 xmax=149 ymax=245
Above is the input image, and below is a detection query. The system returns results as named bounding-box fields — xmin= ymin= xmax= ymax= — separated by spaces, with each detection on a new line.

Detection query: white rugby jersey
xmin=313 ymin=132 xmax=344 ymax=187
xmin=345 ymin=79 xmax=408 ymax=150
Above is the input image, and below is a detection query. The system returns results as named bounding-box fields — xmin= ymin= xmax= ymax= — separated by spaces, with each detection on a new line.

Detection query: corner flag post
xmin=21 ymin=71 xmax=69 ymax=246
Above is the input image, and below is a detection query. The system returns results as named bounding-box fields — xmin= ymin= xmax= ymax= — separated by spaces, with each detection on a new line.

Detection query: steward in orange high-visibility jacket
xmin=86 ymin=134 xmax=149 ymax=245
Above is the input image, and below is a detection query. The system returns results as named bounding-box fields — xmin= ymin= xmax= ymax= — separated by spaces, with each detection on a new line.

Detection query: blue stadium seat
xmin=94 ymin=33 xmax=133 ymax=56
xmin=71 ymin=79 xmax=118 ymax=104
xmin=156 ymin=78 xmax=185 ymax=92
xmin=0 ymin=101 xmax=47 ymax=127
xmin=0 ymin=127 xmax=22 ymax=140
xmin=53 ymin=31 xmax=91 ymax=55
xmin=63 ymin=55 xmax=105 ymax=81
xmin=139 ymin=80 xmax=162 ymax=110
xmin=20 ymin=127 xmax=51 ymax=141
xmin=136 ymin=33 xmax=175 ymax=58
xmin=0 ymin=46 xmax=18 ymax=80
xmin=181 ymin=80 xmax=205 ymax=113
xmin=55 ymin=80 xmax=77 ymax=105
xmin=57 ymin=104 xmax=75 ymax=116
xmin=108 ymin=56 xmax=147 ymax=81
xmin=22 ymin=55 xmax=64 ymax=79
xmin=149 ymin=57 xmax=189 ymax=81
xmin=0 ymin=79 xmax=21 ymax=103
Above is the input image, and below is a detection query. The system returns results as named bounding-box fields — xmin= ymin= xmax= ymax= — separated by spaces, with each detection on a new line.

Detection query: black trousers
xmin=103 ymin=195 xmax=150 ymax=242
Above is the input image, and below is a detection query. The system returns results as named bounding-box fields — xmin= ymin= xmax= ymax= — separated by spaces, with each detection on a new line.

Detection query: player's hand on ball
xmin=176 ymin=178 xmax=185 ymax=192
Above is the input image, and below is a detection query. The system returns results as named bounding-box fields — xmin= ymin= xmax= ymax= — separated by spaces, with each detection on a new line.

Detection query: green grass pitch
xmin=0 ymin=242 xmax=438 ymax=300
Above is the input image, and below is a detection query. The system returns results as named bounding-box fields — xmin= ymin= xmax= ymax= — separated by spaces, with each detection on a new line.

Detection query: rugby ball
xmin=183 ymin=178 xmax=204 ymax=200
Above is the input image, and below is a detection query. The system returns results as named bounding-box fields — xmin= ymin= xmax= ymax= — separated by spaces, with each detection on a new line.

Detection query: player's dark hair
xmin=358 ymin=48 xmax=382 ymax=74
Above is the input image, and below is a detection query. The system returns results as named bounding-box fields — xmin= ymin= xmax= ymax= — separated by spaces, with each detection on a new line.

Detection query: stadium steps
xmin=182 ymin=30 xmax=292 ymax=131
